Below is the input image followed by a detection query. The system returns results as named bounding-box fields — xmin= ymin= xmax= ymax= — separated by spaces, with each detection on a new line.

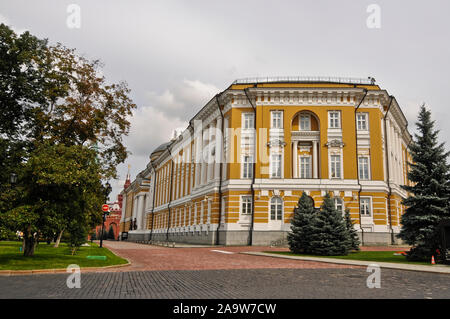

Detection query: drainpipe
xmin=215 ymin=94 xmax=225 ymax=245
xmin=149 ymin=160 xmax=157 ymax=241
xmin=354 ymin=88 xmax=368 ymax=246
xmin=166 ymin=145 xmax=174 ymax=242
xmin=244 ymin=86 xmax=257 ymax=246
xmin=383 ymin=96 xmax=395 ymax=244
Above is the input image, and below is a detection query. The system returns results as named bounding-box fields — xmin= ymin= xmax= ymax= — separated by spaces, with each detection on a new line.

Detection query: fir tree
xmin=287 ymin=192 xmax=317 ymax=254
xmin=107 ymin=226 xmax=115 ymax=240
xmin=308 ymin=193 xmax=350 ymax=256
xmin=344 ymin=209 xmax=360 ymax=251
xmin=398 ymin=105 xmax=450 ymax=261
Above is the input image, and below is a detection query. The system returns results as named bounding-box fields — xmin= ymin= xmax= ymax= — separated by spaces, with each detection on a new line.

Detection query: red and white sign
xmin=102 ymin=204 xmax=109 ymax=212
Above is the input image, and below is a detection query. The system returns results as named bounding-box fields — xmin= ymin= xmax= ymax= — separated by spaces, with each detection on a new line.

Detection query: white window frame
xmin=242 ymin=112 xmax=254 ymax=129
xmin=299 ymin=114 xmax=311 ymax=131
xmin=334 ymin=197 xmax=344 ymax=214
xmin=241 ymin=196 xmax=252 ymax=215
xmin=270 ymin=153 xmax=282 ymax=178
xmin=299 ymin=155 xmax=312 ymax=179
xmin=360 ymin=197 xmax=372 ymax=216
xmin=328 ymin=111 xmax=341 ymax=129
xmin=242 ymin=155 xmax=253 ymax=179
xmin=270 ymin=197 xmax=283 ymax=221
xmin=356 ymin=113 xmax=369 ymax=131
xmin=358 ymin=156 xmax=370 ymax=180
xmin=271 ymin=111 xmax=283 ymax=129
xmin=330 ymin=154 xmax=342 ymax=179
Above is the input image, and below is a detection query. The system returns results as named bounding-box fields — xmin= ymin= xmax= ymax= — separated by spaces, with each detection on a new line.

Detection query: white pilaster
xmin=313 ymin=140 xmax=318 ymax=178
xmin=215 ymin=117 xmax=222 ymax=180
xmin=293 ymin=141 xmax=298 ymax=178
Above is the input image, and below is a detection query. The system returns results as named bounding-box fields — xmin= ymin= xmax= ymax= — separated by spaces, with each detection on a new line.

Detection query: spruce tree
xmin=398 ymin=105 xmax=450 ymax=261
xmin=287 ymin=192 xmax=317 ymax=254
xmin=344 ymin=209 xmax=360 ymax=251
xmin=107 ymin=226 xmax=115 ymax=240
xmin=308 ymin=193 xmax=350 ymax=256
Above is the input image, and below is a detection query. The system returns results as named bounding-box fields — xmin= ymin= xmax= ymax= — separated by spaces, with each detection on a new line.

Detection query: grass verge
xmin=0 ymin=240 xmax=128 ymax=270
xmin=265 ymin=250 xmax=438 ymax=266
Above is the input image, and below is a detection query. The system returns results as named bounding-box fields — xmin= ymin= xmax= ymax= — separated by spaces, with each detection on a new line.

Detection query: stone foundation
xmin=122 ymin=230 xmax=402 ymax=246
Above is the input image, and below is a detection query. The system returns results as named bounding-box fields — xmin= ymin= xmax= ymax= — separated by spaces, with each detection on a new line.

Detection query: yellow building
xmin=123 ymin=76 xmax=412 ymax=246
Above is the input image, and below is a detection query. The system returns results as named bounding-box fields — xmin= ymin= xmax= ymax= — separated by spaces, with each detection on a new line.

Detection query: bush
xmin=67 ymin=221 xmax=88 ymax=255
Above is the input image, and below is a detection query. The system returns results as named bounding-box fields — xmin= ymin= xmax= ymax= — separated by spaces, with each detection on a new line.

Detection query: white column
xmin=200 ymin=129 xmax=207 ymax=185
xmin=215 ymin=118 xmax=222 ymax=180
xmin=386 ymin=119 xmax=394 ymax=183
xmin=135 ymin=195 xmax=142 ymax=229
xmin=293 ymin=141 xmax=298 ymax=178
xmin=313 ymin=140 xmax=318 ymax=178
xmin=207 ymin=123 xmax=215 ymax=182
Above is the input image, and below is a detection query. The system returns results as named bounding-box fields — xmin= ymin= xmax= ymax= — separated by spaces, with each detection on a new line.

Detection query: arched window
xmin=270 ymin=197 xmax=283 ymax=221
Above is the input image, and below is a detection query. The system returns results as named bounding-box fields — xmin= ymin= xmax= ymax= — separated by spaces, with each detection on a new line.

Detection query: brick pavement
xmin=1 ymin=268 xmax=449 ymax=299
xmin=98 ymin=241 xmax=359 ymax=273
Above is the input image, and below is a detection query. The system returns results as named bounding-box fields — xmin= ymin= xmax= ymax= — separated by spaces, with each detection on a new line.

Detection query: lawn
xmin=0 ymin=241 xmax=128 ymax=270
xmin=266 ymin=251 xmax=438 ymax=266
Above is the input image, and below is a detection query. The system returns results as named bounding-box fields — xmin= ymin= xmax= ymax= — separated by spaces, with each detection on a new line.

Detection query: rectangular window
xmin=357 ymin=113 xmax=368 ymax=130
xmin=270 ymin=198 xmax=283 ymax=221
xmin=330 ymin=155 xmax=341 ymax=178
xmin=241 ymin=196 xmax=252 ymax=215
xmin=329 ymin=111 xmax=341 ymax=128
xmin=300 ymin=114 xmax=311 ymax=130
xmin=271 ymin=111 xmax=282 ymax=129
xmin=300 ymin=156 xmax=311 ymax=178
xmin=358 ymin=156 xmax=370 ymax=180
xmin=360 ymin=197 xmax=371 ymax=216
xmin=334 ymin=197 xmax=344 ymax=214
xmin=242 ymin=155 xmax=253 ymax=179
xmin=271 ymin=154 xmax=282 ymax=178
xmin=243 ymin=113 xmax=254 ymax=129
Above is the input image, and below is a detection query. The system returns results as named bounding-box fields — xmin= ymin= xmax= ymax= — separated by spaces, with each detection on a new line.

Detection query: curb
xmin=0 ymin=261 xmax=131 ymax=277
xmin=240 ymin=251 xmax=450 ymax=274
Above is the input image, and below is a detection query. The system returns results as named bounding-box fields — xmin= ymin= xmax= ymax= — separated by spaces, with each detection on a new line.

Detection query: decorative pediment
xmin=267 ymin=139 xmax=286 ymax=147
xmin=326 ymin=139 xmax=345 ymax=148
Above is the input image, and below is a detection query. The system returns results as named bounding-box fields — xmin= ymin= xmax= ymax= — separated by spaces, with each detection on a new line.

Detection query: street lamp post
xmin=100 ymin=181 xmax=112 ymax=248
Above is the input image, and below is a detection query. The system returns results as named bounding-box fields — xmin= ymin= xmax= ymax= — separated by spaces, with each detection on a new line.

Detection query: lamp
xmin=10 ymin=173 xmax=17 ymax=185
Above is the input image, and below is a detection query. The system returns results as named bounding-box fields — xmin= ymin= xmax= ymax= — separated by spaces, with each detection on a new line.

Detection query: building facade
xmin=120 ymin=77 xmax=412 ymax=246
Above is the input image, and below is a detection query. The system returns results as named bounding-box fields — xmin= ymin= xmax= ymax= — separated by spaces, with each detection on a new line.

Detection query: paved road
xmin=1 ymin=268 xmax=449 ymax=299
xmin=1 ymin=241 xmax=448 ymax=299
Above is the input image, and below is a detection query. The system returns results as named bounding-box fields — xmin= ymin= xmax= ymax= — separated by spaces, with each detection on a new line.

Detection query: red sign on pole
xmin=102 ymin=204 xmax=109 ymax=212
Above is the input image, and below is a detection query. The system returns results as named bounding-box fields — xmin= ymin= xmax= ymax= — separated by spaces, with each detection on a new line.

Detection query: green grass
xmin=266 ymin=251 xmax=438 ymax=266
xmin=0 ymin=241 xmax=128 ymax=270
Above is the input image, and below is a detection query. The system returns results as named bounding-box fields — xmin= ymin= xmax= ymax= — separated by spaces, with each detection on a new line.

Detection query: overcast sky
xmin=1 ymin=0 xmax=449 ymax=200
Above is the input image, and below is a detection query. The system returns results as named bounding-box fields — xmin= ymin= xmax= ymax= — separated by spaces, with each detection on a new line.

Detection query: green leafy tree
xmin=287 ymin=192 xmax=318 ymax=254
xmin=0 ymin=24 xmax=136 ymax=256
xmin=32 ymin=43 xmax=136 ymax=179
xmin=398 ymin=105 xmax=450 ymax=261
xmin=2 ymin=142 xmax=104 ymax=256
xmin=308 ymin=193 xmax=350 ymax=256
xmin=0 ymin=24 xmax=50 ymax=233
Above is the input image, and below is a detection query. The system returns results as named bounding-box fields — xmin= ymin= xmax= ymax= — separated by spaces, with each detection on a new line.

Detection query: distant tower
xmin=124 ymin=164 xmax=131 ymax=190
xmin=118 ymin=164 xmax=131 ymax=210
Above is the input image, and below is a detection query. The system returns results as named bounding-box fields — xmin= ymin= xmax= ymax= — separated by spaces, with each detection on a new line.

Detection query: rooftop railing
xmin=232 ymin=76 xmax=376 ymax=85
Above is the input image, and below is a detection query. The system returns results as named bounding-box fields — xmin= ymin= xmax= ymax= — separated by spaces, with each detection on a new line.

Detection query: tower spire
xmin=124 ymin=164 xmax=131 ymax=189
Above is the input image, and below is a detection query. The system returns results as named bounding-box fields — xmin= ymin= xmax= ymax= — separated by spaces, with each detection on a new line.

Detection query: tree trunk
xmin=54 ymin=229 xmax=64 ymax=248
xmin=23 ymin=234 xmax=36 ymax=257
